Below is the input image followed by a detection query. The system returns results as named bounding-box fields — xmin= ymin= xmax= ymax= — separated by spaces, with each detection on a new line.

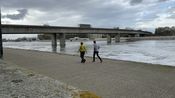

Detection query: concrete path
xmin=4 ymin=48 xmax=175 ymax=98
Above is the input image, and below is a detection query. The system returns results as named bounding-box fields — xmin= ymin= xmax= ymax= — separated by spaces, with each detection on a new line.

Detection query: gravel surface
xmin=0 ymin=60 xmax=78 ymax=98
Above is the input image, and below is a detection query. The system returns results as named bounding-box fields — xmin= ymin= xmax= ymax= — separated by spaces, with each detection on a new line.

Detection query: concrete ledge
xmin=0 ymin=60 xmax=101 ymax=98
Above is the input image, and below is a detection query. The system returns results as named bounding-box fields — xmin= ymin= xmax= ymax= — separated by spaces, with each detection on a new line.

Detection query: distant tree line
xmin=155 ymin=26 xmax=175 ymax=36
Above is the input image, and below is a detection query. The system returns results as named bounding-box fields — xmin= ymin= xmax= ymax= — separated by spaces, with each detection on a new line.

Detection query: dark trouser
xmin=93 ymin=51 xmax=102 ymax=62
xmin=80 ymin=51 xmax=85 ymax=63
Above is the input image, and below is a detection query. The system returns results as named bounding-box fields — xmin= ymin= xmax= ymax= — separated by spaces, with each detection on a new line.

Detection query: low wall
xmin=0 ymin=60 xmax=101 ymax=98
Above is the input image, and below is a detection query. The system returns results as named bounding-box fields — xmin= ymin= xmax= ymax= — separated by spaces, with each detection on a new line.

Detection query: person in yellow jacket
xmin=79 ymin=42 xmax=87 ymax=63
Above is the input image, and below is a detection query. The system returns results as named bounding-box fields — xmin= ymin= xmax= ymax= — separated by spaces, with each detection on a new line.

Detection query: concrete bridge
xmin=0 ymin=9 xmax=152 ymax=58
xmin=1 ymin=24 xmax=152 ymax=50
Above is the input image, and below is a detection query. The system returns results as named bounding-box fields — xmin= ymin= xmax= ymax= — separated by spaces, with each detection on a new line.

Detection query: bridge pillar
xmin=135 ymin=34 xmax=140 ymax=37
xmin=59 ymin=33 xmax=66 ymax=50
xmin=51 ymin=33 xmax=57 ymax=52
xmin=115 ymin=33 xmax=120 ymax=43
xmin=0 ymin=10 xmax=3 ymax=59
xmin=107 ymin=34 xmax=112 ymax=44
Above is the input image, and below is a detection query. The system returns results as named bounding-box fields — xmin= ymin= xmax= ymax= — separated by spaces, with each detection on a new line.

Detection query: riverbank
xmin=127 ymin=36 xmax=175 ymax=41
xmin=3 ymin=40 xmax=175 ymax=66
xmin=3 ymin=48 xmax=175 ymax=98
xmin=0 ymin=60 xmax=75 ymax=98
xmin=0 ymin=59 xmax=101 ymax=98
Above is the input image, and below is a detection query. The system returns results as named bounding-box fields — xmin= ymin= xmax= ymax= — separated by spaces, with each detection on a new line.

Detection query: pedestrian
xmin=78 ymin=42 xmax=87 ymax=63
xmin=93 ymin=40 xmax=102 ymax=63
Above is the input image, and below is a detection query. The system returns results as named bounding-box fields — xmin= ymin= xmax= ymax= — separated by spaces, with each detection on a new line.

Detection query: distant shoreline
xmin=4 ymin=36 xmax=175 ymax=42
xmin=126 ymin=36 xmax=175 ymax=41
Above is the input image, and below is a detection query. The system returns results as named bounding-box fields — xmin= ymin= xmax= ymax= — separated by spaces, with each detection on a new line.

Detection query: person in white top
xmin=93 ymin=40 xmax=102 ymax=63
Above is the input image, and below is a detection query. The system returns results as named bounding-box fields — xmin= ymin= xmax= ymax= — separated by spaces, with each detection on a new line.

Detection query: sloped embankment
xmin=0 ymin=60 xmax=101 ymax=98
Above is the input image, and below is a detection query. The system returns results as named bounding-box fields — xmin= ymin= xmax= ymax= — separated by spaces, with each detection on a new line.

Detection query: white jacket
xmin=94 ymin=43 xmax=100 ymax=52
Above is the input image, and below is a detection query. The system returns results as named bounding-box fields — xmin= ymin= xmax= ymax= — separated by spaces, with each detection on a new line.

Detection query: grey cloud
xmin=82 ymin=5 xmax=143 ymax=27
xmin=165 ymin=5 xmax=175 ymax=19
xmin=0 ymin=0 xmax=91 ymax=11
xmin=130 ymin=0 xmax=143 ymax=5
xmin=0 ymin=0 xmax=146 ymax=27
xmin=0 ymin=0 xmax=172 ymax=30
xmin=2 ymin=9 xmax=28 ymax=20
xmin=158 ymin=0 xmax=169 ymax=2
xmin=167 ymin=14 xmax=175 ymax=19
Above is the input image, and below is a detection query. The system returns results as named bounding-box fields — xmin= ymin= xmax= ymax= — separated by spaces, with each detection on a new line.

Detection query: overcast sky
xmin=1 ymin=0 xmax=175 ymax=39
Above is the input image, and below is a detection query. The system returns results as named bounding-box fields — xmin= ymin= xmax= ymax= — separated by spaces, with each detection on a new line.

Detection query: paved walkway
xmin=4 ymin=48 xmax=175 ymax=98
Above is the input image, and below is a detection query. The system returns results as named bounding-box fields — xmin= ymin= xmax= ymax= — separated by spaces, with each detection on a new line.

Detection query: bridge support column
xmin=115 ymin=33 xmax=120 ymax=43
xmin=135 ymin=34 xmax=140 ymax=37
xmin=107 ymin=34 xmax=112 ymax=44
xmin=51 ymin=33 xmax=57 ymax=52
xmin=0 ymin=10 xmax=3 ymax=59
xmin=59 ymin=33 xmax=66 ymax=50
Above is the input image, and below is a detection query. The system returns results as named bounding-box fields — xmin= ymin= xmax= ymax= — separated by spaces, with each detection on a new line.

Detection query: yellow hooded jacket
xmin=79 ymin=45 xmax=87 ymax=52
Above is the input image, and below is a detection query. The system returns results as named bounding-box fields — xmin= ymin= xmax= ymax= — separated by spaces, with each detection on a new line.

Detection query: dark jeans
xmin=93 ymin=51 xmax=102 ymax=62
xmin=80 ymin=51 xmax=85 ymax=63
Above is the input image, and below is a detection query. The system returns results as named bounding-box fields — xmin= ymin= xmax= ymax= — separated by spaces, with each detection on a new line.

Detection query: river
xmin=3 ymin=40 xmax=175 ymax=66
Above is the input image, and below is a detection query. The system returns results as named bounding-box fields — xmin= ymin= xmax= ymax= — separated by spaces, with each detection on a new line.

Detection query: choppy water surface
xmin=4 ymin=40 xmax=175 ymax=66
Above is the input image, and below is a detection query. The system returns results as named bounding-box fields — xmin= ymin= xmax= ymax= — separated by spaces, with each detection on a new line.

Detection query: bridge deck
xmin=4 ymin=48 xmax=175 ymax=98
xmin=1 ymin=24 xmax=151 ymax=34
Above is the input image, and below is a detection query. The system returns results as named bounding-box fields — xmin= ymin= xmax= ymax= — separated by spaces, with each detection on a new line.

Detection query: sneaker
xmin=82 ymin=59 xmax=86 ymax=63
